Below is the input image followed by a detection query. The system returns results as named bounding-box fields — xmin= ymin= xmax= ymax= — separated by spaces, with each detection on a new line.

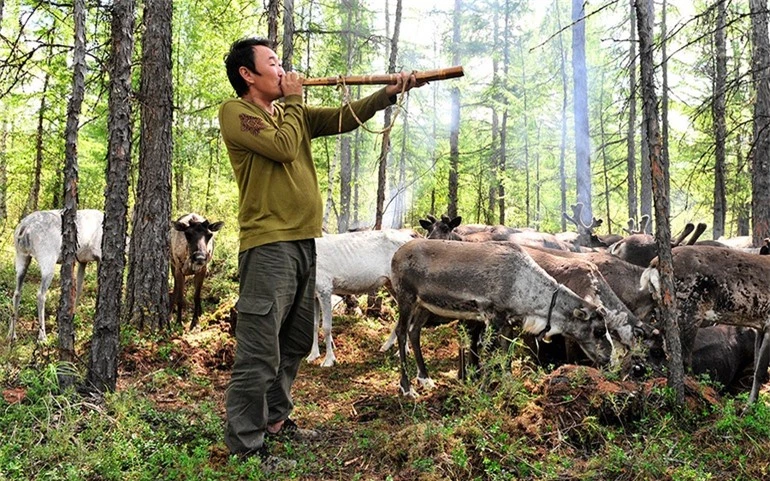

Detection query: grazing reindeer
xmin=309 ymin=228 xmax=419 ymax=366
xmin=641 ymin=246 xmax=770 ymax=404
xmin=609 ymin=222 xmax=695 ymax=267
xmin=390 ymin=239 xmax=626 ymax=397
xmin=169 ymin=213 xmax=224 ymax=329
xmin=559 ymin=203 xmax=623 ymax=248
xmin=10 ymin=209 xmax=104 ymax=342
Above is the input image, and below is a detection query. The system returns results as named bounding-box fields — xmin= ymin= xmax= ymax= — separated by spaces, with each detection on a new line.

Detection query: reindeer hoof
xmin=417 ymin=376 xmax=436 ymax=390
xmin=321 ymin=354 xmax=336 ymax=367
xmin=400 ymin=386 xmax=418 ymax=398
xmin=306 ymin=351 xmax=320 ymax=363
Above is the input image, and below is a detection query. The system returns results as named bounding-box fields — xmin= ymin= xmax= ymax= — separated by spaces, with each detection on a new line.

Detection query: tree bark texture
xmin=637 ymin=0 xmax=685 ymax=404
xmin=57 ymin=0 xmax=87 ymax=390
xmin=88 ymin=0 xmax=135 ymax=394
xmin=639 ymin=0 xmax=653 ymax=233
xmin=267 ymin=0 xmax=279 ymax=49
xmin=751 ymin=0 xmax=770 ymax=245
xmin=572 ymin=0 xmax=592 ymax=224
xmin=448 ymin=0 xmax=461 ymax=219
xmin=627 ymin=0 xmax=638 ymax=224
xmin=282 ymin=0 xmax=295 ymax=71
xmin=375 ymin=0 xmax=401 ymax=229
xmin=126 ymin=0 xmax=172 ymax=331
xmin=713 ymin=0 xmax=727 ymax=239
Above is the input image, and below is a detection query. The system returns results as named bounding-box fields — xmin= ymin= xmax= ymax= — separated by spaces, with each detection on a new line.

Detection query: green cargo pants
xmin=225 ymin=239 xmax=316 ymax=455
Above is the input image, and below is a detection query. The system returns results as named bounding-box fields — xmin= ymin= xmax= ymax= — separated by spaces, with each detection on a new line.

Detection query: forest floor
xmin=3 ymin=277 xmax=770 ymax=480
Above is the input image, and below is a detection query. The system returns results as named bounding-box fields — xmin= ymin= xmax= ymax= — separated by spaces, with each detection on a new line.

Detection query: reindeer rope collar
xmin=537 ymin=285 xmax=561 ymax=340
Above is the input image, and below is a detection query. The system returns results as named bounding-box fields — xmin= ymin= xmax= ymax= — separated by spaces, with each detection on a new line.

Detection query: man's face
xmin=246 ymin=45 xmax=284 ymax=100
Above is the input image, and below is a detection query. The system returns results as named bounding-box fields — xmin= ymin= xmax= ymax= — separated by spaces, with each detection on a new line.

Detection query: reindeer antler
xmin=672 ymin=223 xmax=695 ymax=247
xmin=563 ymin=203 xmax=603 ymax=233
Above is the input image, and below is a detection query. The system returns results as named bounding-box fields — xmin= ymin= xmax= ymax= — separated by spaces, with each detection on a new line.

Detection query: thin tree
xmin=0 ymin=121 xmax=7 ymax=221
xmin=713 ymin=0 xmax=727 ymax=239
xmin=487 ymin=0 xmax=500 ymax=224
xmin=267 ymin=0 xmax=279 ymax=49
xmin=87 ymin=0 xmax=135 ymax=394
xmin=637 ymin=0 xmax=684 ymax=403
xmin=627 ymin=0 xmax=638 ymax=224
xmin=23 ymin=42 xmax=52 ymax=219
xmin=498 ymin=0 xmax=510 ymax=224
xmin=374 ymin=0 xmax=401 ymax=229
xmin=557 ymin=0 xmax=568 ymax=231
xmin=125 ymin=0 xmax=173 ymax=331
xmin=660 ymin=0 xmax=670 ymax=206
xmin=519 ymin=36 xmax=531 ymax=225
xmin=282 ymin=0 xmax=295 ymax=71
xmin=338 ymin=0 xmax=355 ymax=233
xmin=751 ymin=0 xmax=770 ymax=245
xmin=56 ymin=0 xmax=87 ymax=389
xmin=447 ymin=0 xmax=461 ymax=219
xmin=639 ymin=0 xmax=653 ymax=232
xmin=572 ymin=0 xmax=592 ymax=223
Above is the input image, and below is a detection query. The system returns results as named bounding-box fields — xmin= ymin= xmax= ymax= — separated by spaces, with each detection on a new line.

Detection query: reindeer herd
xmin=7 ymin=205 xmax=770 ymax=405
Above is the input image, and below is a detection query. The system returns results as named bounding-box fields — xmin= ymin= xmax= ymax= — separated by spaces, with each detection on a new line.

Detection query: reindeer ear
xmin=209 ymin=221 xmax=225 ymax=232
xmin=573 ymin=307 xmax=590 ymax=320
xmin=172 ymin=221 xmax=186 ymax=231
xmin=419 ymin=219 xmax=433 ymax=230
xmin=450 ymin=216 xmax=462 ymax=229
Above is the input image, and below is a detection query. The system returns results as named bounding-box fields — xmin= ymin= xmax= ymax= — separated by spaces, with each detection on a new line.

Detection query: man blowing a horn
xmin=219 ymin=36 xmax=424 ymax=468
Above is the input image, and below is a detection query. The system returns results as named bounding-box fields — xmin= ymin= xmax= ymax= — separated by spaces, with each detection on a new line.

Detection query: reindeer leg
xmin=10 ymin=254 xmax=31 ymax=342
xmin=191 ymin=270 xmax=205 ymax=330
xmin=320 ymin=291 xmax=336 ymax=367
xmin=410 ymin=309 xmax=435 ymax=390
xmin=748 ymin=323 xmax=770 ymax=405
xmin=36 ymin=257 xmax=57 ymax=342
xmin=75 ymin=261 xmax=86 ymax=307
xmin=172 ymin=271 xmax=186 ymax=327
xmin=306 ymin=295 xmax=322 ymax=362
xmin=396 ymin=300 xmax=417 ymax=397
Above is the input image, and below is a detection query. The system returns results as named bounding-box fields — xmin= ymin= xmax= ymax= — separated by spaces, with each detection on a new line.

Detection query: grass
xmin=1 ymin=243 xmax=770 ymax=480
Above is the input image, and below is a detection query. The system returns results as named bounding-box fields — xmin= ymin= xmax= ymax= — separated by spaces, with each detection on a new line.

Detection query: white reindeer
xmin=10 ymin=209 xmax=104 ymax=341
xmin=308 ymin=228 xmax=419 ymax=367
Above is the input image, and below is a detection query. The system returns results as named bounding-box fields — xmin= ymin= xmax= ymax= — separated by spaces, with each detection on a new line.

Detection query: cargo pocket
xmin=236 ymin=296 xmax=274 ymax=317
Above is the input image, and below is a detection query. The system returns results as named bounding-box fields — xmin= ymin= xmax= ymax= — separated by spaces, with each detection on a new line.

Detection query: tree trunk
xmin=627 ymin=0 xmax=638 ymax=224
xmin=375 ymin=0 xmax=401 ymax=229
xmin=713 ymin=0 xmax=727 ymax=240
xmin=338 ymin=136 xmax=351 ymax=232
xmin=520 ymin=37 xmax=531 ymax=226
xmin=126 ymin=0 xmax=172 ymax=331
xmin=24 ymin=65 xmax=49 ymax=218
xmin=0 ymin=121 xmax=7 ymax=221
xmin=660 ymin=0 xmax=670 ymax=212
xmin=448 ymin=0 xmax=461 ymax=219
xmin=282 ymin=0 xmax=295 ymax=71
xmin=557 ymin=0 xmax=568 ymax=231
xmin=392 ymin=95 xmax=409 ymax=229
xmin=637 ymin=0 xmax=684 ymax=404
xmin=267 ymin=0 xmax=279 ymax=49
xmin=639 ymin=0 xmax=653 ymax=233
xmin=488 ymin=0 xmax=500 ymax=224
xmin=338 ymin=0 xmax=354 ymax=233
xmin=57 ymin=0 xmax=87 ymax=390
xmin=353 ymin=89 xmax=361 ymax=227
xmin=322 ymin=140 xmax=337 ymax=231
xmin=599 ymin=68 xmax=612 ymax=233
xmin=572 ymin=0 xmax=592 ymax=224
xmin=88 ymin=0 xmax=134 ymax=394
xmin=751 ymin=0 xmax=770 ymax=245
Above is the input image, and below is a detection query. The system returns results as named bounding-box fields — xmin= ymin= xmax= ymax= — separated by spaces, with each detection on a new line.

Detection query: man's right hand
xmin=281 ymin=71 xmax=303 ymax=97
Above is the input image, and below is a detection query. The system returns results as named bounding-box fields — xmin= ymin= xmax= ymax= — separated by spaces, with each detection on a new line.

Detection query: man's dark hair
xmin=225 ymin=37 xmax=272 ymax=97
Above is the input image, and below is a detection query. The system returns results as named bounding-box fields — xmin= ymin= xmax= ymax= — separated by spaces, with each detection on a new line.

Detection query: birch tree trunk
xmin=751 ymin=0 xmax=770 ymax=245
xmin=88 ymin=0 xmax=135 ymax=394
xmin=572 ymin=0 xmax=592 ymax=223
xmin=57 ymin=0 xmax=87 ymax=389
xmin=125 ymin=0 xmax=172 ymax=331
xmin=713 ymin=0 xmax=727 ymax=239
xmin=637 ymin=0 xmax=684 ymax=403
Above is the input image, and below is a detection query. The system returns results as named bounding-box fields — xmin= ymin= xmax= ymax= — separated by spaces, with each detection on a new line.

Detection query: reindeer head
xmin=173 ymin=215 xmax=224 ymax=273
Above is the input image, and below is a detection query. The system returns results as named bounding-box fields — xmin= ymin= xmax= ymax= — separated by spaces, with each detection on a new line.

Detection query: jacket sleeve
xmin=306 ymin=88 xmax=395 ymax=138
xmin=219 ymin=96 xmax=306 ymax=164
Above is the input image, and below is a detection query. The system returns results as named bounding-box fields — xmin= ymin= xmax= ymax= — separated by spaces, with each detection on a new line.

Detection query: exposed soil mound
xmin=514 ymin=365 xmax=721 ymax=449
